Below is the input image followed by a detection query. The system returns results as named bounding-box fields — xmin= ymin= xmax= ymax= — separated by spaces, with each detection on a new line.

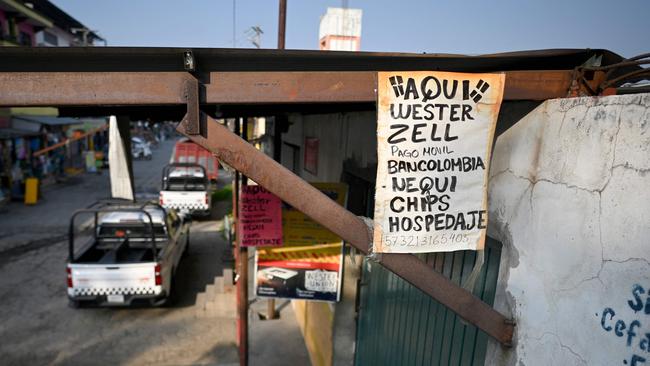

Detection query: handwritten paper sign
xmin=239 ymin=185 xmax=282 ymax=247
xmin=373 ymin=71 xmax=505 ymax=253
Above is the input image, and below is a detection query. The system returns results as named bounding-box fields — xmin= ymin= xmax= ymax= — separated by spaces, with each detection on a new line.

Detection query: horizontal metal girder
xmin=204 ymin=71 xmax=377 ymax=104
xmin=204 ymin=70 xmax=575 ymax=103
xmin=177 ymin=115 xmax=515 ymax=346
xmin=0 ymin=72 xmax=193 ymax=106
xmin=0 ymin=70 xmax=578 ymax=107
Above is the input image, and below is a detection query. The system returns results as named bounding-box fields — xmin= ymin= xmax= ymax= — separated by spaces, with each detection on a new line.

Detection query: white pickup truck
xmin=67 ymin=201 xmax=189 ymax=307
xmin=159 ymin=163 xmax=211 ymax=217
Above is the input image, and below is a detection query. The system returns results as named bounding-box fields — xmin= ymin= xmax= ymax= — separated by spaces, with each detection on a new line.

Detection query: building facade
xmin=0 ymin=0 xmax=103 ymax=203
xmin=0 ymin=0 xmax=52 ymax=47
xmin=319 ymin=7 xmax=362 ymax=51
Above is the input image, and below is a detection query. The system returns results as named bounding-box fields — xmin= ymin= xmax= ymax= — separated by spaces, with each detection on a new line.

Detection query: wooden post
xmin=267 ymin=299 xmax=277 ymax=319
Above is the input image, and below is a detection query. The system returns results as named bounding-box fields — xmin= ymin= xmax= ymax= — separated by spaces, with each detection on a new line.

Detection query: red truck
xmin=172 ymin=139 xmax=219 ymax=184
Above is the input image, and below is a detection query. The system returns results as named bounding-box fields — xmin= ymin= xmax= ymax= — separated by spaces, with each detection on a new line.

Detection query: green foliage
xmin=211 ymin=185 xmax=232 ymax=202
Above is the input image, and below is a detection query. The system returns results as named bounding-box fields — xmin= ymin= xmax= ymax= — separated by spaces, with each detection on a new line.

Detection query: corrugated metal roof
xmin=13 ymin=115 xmax=81 ymax=126
xmin=0 ymin=128 xmax=40 ymax=139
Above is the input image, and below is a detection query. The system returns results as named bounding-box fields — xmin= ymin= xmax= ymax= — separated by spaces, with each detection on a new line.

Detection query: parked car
xmin=66 ymin=200 xmax=190 ymax=307
xmin=159 ymin=163 xmax=212 ymax=217
xmin=131 ymin=136 xmax=152 ymax=160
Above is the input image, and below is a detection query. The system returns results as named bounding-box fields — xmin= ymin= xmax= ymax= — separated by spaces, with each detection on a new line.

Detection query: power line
xmin=232 ymin=0 xmax=236 ymax=47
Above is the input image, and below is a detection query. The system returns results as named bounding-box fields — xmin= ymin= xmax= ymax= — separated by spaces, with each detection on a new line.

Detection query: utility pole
xmin=246 ymin=26 xmax=263 ymax=49
xmin=277 ymin=0 xmax=286 ymax=50
xmin=232 ymin=0 xmax=237 ymax=47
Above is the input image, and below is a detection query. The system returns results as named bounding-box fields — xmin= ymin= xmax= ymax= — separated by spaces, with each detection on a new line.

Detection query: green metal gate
xmin=354 ymin=238 xmax=502 ymax=366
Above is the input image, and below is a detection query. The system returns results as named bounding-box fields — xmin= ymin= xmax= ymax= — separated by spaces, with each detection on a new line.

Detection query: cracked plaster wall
xmin=485 ymin=93 xmax=650 ymax=366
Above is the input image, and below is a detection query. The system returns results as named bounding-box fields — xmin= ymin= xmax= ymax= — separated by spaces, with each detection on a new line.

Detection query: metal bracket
xmin=181 ymin=78 xmax=200 ymax=135
xmin=183 ymin=50 xmax=195 ymax=71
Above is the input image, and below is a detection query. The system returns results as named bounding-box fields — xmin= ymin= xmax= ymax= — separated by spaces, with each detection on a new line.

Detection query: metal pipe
xmin=33 ymin=125 xmax=107 ymax=157
xmin=177 ymin=115 xmax=515 ymax=346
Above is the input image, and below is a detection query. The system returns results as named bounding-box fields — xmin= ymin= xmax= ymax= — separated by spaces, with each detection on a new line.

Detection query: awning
xmin=12 ymin=115 xmax=82 ymax=126
xmin=0 ymin=128 xmax=40 ymax=139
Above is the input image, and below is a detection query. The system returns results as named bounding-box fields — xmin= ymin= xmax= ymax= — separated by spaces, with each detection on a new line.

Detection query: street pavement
xmin=0 ymin=137 xmax=310 ymax=366
xmin=0 ymin=138 xmax=240 ymax=365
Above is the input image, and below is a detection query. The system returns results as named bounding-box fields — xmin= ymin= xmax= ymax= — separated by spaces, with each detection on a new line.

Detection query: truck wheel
xmin=164 ymin=273 xmax=177 ymax=307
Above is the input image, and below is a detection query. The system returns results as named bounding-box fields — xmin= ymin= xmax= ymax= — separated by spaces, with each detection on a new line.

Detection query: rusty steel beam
xmin=0 ymin=72 xmax=192 ymax=106
xmin=204 ymin=71 xmax=376 ymax=104
xmin=0 ymin=70 xmax=577 ymax=108
xmin=503 ymin=70 xmax=573 ymax=100
xmin=204 ymin=70 xmax=576 ymax=104
xmin=177 ymin=115 xmax=515 ymax=346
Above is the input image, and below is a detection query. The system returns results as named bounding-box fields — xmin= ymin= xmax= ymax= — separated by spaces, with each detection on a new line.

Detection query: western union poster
xmin=373 ymin=71 xmax=505 ymax=253
xmin=255 ymin=182 xmax=347 ymax=302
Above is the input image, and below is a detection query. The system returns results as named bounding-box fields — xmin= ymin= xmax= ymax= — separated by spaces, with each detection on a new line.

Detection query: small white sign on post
xmin=373 ymin=71 xmax=505 ymax=253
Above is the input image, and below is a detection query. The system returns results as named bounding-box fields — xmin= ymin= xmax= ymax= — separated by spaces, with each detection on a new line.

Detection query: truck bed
xmin=73 ymin=237 xmax=168 ymax=265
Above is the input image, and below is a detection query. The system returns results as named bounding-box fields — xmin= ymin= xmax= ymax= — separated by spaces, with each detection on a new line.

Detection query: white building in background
xmin=319 ymin=7 xmax=362 ymax=51
xmin=30 ymin=0 xmax=104 ymax=47
xmin=36 ymin=26 xmax=74 ymax=47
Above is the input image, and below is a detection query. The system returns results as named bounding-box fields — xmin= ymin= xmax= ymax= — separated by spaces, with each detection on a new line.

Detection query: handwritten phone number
xmin=382 ymin=233 xmax=469 ymax=247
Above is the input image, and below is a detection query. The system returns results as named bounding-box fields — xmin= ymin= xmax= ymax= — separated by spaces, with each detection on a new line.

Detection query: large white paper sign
xmin=373 ymin=71 xmax=505 ymax=253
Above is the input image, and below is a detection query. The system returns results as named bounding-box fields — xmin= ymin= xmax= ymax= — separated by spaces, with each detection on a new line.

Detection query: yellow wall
xmin=10 ymin=107 xmax=58 ymax=116
xmin=293 ymin=300 xmax=334 ymax=366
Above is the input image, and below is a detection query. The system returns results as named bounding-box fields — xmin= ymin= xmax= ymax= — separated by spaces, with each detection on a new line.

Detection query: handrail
xmin=69 ymin=207 xmax=158 ymax=262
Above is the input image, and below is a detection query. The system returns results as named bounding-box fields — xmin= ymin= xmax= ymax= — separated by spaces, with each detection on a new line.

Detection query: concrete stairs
xmin=195 ymin=268 xmax=236 ymax=319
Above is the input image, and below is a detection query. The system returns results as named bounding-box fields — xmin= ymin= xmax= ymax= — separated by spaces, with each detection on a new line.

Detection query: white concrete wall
xmin=319 ymin=7 xmax=362 ymax=39
xmin=286 ymin=111 xmax=376 ymax=182
xmin=108 ymin=116 xmax=134 ymax=200
xmin=281 ymin=111 xmax=376 ymax=366
xmin=486 ymin=93 xmax=650 ymax=365
xmin=35 ymin=26 xmax=73 ymax=47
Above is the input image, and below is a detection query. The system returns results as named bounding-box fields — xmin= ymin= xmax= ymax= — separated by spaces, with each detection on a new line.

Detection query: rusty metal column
xmin=234 ymin=117 xmax=249 ymax=366
xmin=266 ymin=0 xmax=288 ymax=321
xmin=240 ymin=117 xmax=250 ymax=366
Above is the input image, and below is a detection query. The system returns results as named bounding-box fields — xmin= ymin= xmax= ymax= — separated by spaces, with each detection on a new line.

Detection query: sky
xmin=54 ymin=0 xmax=649 ymax=58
